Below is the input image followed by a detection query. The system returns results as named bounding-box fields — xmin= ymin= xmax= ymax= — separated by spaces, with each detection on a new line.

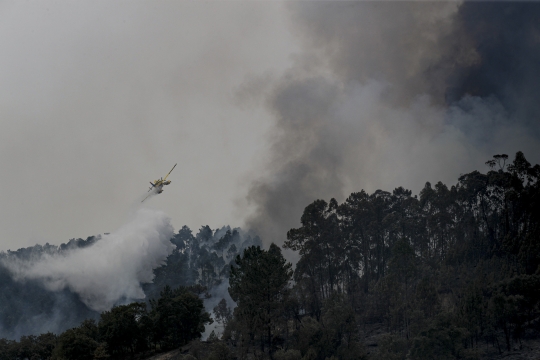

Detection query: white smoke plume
xmin=1 ymin=207 xmax=174 ymax=312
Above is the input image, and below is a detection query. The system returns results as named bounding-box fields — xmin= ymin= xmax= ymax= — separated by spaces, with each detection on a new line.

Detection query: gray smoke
xmin=202 ymin=279 xmax=236 ymax=340
xmin=243 ymin=2 xmax=540 ymax=248
xmin=2 ymin=207 xmax=174 ymax=312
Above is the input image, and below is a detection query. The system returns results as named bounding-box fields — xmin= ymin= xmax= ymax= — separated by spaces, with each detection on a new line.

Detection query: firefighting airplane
xmin=141 ymin=163 xmax=177 ymax=202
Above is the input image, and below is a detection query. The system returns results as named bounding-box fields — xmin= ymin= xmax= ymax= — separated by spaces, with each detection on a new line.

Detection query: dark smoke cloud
xmin=447 ymin=2 xmax=540 ymax=130
xmin=286 ymin=2 xmax=476 ymax=105
xmin=245 ymin=76 xmax=345 ymax=248
xmin=243 ymin=2 xmax=540 ymax=249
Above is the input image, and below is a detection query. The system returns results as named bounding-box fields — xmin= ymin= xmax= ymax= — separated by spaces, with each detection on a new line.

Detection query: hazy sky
xmin=1 ymin=1 xmax=539 ymax=252
xmin=0 ymin=1 xmax=299 ymax=250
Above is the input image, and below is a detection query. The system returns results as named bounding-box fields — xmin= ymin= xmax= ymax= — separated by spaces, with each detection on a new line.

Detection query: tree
xmin=227 ymin=243 xmax=238 ymax=260
xmin=285 ymin=199 xmax=342 ymax=319
xmin=213 ymin=298 xmax=232 ymax=328
xmin=150 ymin=285 xmax=213 ymax=350
xmin=208 ymin=341 xmax=234 ymax=360
xmin=52 ymin=321 xmax=99 ymax=360
xmin=98 ymin=302 xmax=147 ymax=356
xmin=214 ymin=230 xmax=233 ymax=257
xmin=196 ymin=225 xmax=213 ymax=242
xmin=228 ymin=244 xmax=293 ymax=355
xmin=408 ymin=316 xmax=469 ymax=360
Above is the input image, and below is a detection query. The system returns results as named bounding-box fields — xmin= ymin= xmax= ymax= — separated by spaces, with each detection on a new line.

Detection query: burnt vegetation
xmin=2 ymin=151 xmax=540 ymax=360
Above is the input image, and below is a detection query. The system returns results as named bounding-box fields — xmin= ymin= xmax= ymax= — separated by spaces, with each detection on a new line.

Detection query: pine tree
xmin=228 ymin=244 xmax=293 ymax=355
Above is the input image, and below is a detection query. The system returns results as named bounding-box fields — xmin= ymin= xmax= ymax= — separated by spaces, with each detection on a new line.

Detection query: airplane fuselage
xmin=142 ymin=164 xmax=177 ymax=202
xmin=149 ymin=180 xmax=171 ymax=194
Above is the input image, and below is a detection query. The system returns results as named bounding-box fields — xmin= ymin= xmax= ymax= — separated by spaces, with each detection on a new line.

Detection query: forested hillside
xmin=143 ymin=225 xmax=261 ymax=301
xmin=0 ymin=226 xmax=259 ymax=340
xmin=1 ymin=152 xmax=540 ymax=360
xmin=214 ymin=152 xmax=540 ymax=360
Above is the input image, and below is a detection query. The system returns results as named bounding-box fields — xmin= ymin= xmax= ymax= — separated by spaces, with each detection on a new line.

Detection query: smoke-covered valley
xmin=0 ymin=207 xmax=258 ymax=340
xmin=2 ymin=208 xmax=174 ymax=313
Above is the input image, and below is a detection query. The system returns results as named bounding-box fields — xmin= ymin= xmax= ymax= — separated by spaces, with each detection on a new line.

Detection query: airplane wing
xmin=163 ymin=163 xmax=177 ymax=181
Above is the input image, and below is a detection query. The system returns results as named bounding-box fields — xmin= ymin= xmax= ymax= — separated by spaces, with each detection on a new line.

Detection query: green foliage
xmin=52 ymin=323 xmax=99 ymax=360
xmin=93 ymin=343 xmax=110 ymax=359
xmin=0 ymin=332 xmax=57 ymax=360
xmin=11 ymin=285 xmax=214 ymax=359
xmin=320 ymin=295 xmax=361 ymax=358
xmin=150 ymin=285 xmax=213 ymax=350
xmin=0 ymin=338 xmax=17 ymax=360
xmin=207 ymin=341 xmax=234 ymax=360
xmin=188 ymin=339 xmax=204 ymax=359
xmin=284 ymin=152 xmax=540 ymax=357
xmin=388 ymin=239 xmax=417 ymax=283
xmin=484 ymin=274 xmax=540 ymax=352
xmin=295 ymin=317 xmax=322 ymax=356
xmin=213 ymin=298 xmax=232 ymax=327
xmin=3 ymin=151 xmax=540 ymax=360
xmin=372 ymin=335 xmax=408 ymax=360
xmin=407 ymin=314 xmax=471 ymax=360
xmin=302 ymin=348 xmax=317 ymax=360
xmin=285 ymin=199 xmax=341 ymax=319
xmin=145 ymin=225 xmax=257 ymax=302
xmin=98 ymin=302 xmax=147 ymax=356
xmin=274 ymin=348 xmax=302 ymax=360
xmin=197 ymin=225 xmax=213 ymax=242
xmin=214 ymin=230 xmax=233 ymax=257
xmin=229 ymin=244 xmax=292 ymax=351
xmin=292 ymin=296 xmax=365 ymax=360
xmin=228 ymin=243 xmax=293 ymax=355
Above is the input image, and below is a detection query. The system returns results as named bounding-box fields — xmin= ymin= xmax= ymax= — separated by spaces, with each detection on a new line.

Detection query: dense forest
xmin=0 ymin=226 xmax=260 ymax=340
xmin=1 ymin=151 xmax=540 ymax=360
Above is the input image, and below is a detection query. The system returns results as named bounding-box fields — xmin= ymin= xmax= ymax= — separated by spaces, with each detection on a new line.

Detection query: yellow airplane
xmin=142 ymin=163 xmax=177 ymax=202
